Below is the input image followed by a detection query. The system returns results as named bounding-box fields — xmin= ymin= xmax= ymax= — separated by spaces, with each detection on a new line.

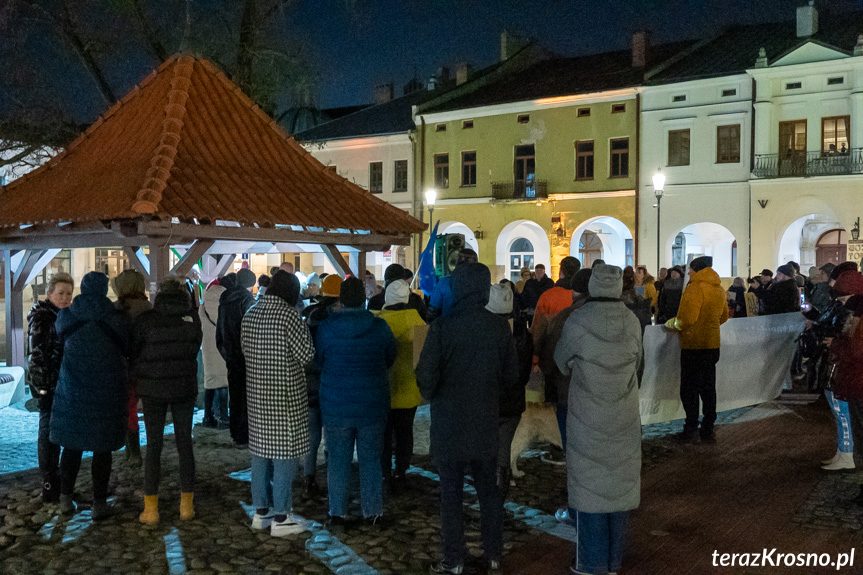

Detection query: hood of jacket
xmin=689 ymin=267 xmax=721 ymax=288
xmin=451 ymin=263 xmax=491 ymax=309
xmin=664 ymin=277 xmax=684 ymax=291
xmin=219 ymin=273 xmax=238 ymax=291
xmin=577 ymin=300 xmax=642 ymax=370
xmin=154 ymin=290 xmax=193 ymax=316
xmin=325 ymin=307 xmax=376 ymax=337
xmin=221 ymin=283 xmax=252 ymax=306
xmin=68 ymin=291 xmax=117 ymax=322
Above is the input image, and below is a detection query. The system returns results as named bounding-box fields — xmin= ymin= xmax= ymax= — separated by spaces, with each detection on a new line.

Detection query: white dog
xmin=509 ymin=403 xmax=562 ymax=478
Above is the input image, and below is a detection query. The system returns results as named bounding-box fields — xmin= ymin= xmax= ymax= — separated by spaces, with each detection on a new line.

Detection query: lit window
xmin=822 ymin=116 xmax=850 ymax=156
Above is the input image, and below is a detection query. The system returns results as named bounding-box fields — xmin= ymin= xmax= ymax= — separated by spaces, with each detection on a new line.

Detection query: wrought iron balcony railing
xmin=753 ymin=149 xmax=863 ymax=178
xmin=491 ymin=180 xmax=548 ymax=200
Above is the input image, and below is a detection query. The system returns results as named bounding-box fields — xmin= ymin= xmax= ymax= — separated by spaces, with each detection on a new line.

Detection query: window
xmin=461 ymin=151 xmax=476 ymax=187
xmin=435 ymin=123 xmax=447 ymax=132
xmin=779 ymin=120 xmax=807 ymax=176
xmin=434 ymin=154 xmax=449 ymax=188
xmin=625 ymin=239 xmax=634 ymax=268
xmin=579 ymin=232 xmax=602 ymax=268
xmin=822 ymin=116 xmax=850 ymax=155
xmin=517 ymin=114 xmax=530 ymax=124
xmin=611 ymin=103 xmax=626 ymax=113
xmin=828 ymin=77 xmax=845 ymax=86
xmin=575 ymin=140 xmax=594 ymax=180
xmin=577 ymin=108 xmax=590 ymax=117
xmin=610 ymin=138 xmax=629 ymax=177
xmin=462 ymin=120 xmax=474 ymax=129
xmin=393 ymin=160 xmax=408 ymax=192
xmin=667 ymin=129 xmax=690 ymax=167
xmin=721 ymin=88 xmax=737 ymax=97
xmin=672 ymin=95 xmax=686 ymax=102
xmin=716 ymin=124 xmax=741 ymax=163
xmin=369 ymin=162 xmax=383 ymax=193
xmin=514 ymin=144 xmax=536 ymax=198
xmin=508 ymin=238 xmax=535 ymax=282
xmin=785 ymin=81 xmax=802 ymax=90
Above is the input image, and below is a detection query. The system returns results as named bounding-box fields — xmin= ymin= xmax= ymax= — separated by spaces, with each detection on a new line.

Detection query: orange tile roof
xmin=0 ymin=55 xmax=425 ymax=237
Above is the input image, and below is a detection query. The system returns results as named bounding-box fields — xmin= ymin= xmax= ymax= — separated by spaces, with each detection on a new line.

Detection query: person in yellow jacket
xmin=377 ymin=279 xmax=427 ymax=492
xmin=664 ymin=256 xmax=729 ymax=444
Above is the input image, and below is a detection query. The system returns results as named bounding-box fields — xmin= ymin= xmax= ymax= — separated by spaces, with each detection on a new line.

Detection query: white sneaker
xmin=822 ymin=449 xmax=841 ymax=466
xmin=251 ymin=512 xmax=274 ymax=530
xmin=822 ymin=451 xmax=855 ymax=471
xmin=271 ymin=515 xmax=305 ymax=537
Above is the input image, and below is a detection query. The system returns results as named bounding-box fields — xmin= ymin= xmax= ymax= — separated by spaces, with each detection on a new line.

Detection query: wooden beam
xmin=171 ymin=240 xmax=215 ymax=278
xmin=322 ymin=245 xmax=354 ymax=278
xmin=23 ymin=249 xmax=61 ymax=286
xmin=357 ymin=251 xmax=367 ymax=280
xmin=123 ymin=247 xmax=150 ymax=278
xmin=3 ymin=249 xmax=26 ymax=367
xmin=13 ymin=250 xmax=46 ymax=291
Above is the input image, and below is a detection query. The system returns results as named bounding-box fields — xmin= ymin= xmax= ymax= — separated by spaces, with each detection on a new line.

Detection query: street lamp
xmin=652 ymin=169 xmax=666 ymax=271
xmin=425 ymin=189 xmax=438 ymax=225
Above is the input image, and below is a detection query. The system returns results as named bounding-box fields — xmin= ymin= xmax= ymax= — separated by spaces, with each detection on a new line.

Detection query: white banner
xmin=639 ymin=313 xmax=806 ymax=425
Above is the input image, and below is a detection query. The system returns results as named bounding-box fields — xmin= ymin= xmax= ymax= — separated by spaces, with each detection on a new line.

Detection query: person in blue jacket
xmin=316 ymin=276 xmax=396 ymax=527
xmin=50 ymin=271 xmax=132 ymax=519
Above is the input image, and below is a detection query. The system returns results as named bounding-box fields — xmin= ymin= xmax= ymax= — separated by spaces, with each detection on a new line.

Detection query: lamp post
xmin=425 ymin=189 xmax=437 ymax=227
xmin=652 ymin=169 xmax=666 ymax=271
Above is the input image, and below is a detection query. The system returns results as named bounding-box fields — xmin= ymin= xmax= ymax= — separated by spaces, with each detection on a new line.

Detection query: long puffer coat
xmin=132 ymin=290 xmax=203 ymax=401
xmin=50 ymin=272 xmax=132 ymax=452
xmin=554 ymin=299 xmax=642 ymax=514
xmin=27 ymin=300 xmax=62 ymax=395
xmin=378 ymin=306 xmax=426 ymax=409
xmin=200 ymin=285 xmax=228 ymax=390
xmin=242 ymin=294 xmax=315 ymax=459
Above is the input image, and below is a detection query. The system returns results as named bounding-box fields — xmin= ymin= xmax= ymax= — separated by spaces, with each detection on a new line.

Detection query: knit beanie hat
xmin=383 ymin=264 xmax=406 ymax=286
xmin=559 ymin=256 xmax=581 ymax=280
xmin=776 ymin=264 xmax=794 ymax=278
xmin=268 ymin=270 xmax=301 ymax=306
xmin=689 ymin=256 xmax=713 ymax=273
xmin=820 ymin=262 xmax=836 ymax=278
xmin=833 ymin=271 xmax=863 ymax=297
xmin=81 ymin=271 xmax=109 ymax=296
xmin=385 ymin=279 xmax=411 ymax=307
xmin=571 ymin=269 xmax=592 ymax=295
xmin=321 ymin=275 xmax=343 ymax=297
xmin=112 ymin=269 xmax=146 ymax=299
xmin=588 ymin=264 xmax=623 ymax=299
xmin=237 ymin=268 xmax=256 ymax=289
xmin=306 ymin=272 xmax=322 ymax=288
xmin=831 ymin=261 xmax=859 ymax=281
xmin=486 ymin=283 xmax=514 ymax=315
xmin=340 ymin=276 xmax=366 ymax=308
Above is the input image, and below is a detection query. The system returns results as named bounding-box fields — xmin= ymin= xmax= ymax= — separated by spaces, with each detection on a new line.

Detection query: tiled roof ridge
xmin=132 ymin=55 xmax=194 ymax=214
xmin=0 ymin=58 xmax=173 ymax=195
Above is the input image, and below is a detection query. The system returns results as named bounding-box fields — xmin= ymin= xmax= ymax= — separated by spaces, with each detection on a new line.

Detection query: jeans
xmin=680 ymin=348 xmax=720 ymax=434
xmin=325 ymin=421 xmax=385 ymax=518
xmin=572 ymin=508 xmax=629 ymax=574
xmin=497 ymin=416 xmax=520 ymax=466
xmin=251 ymin=454 xmax=299 ymax=515
xmin=826 ymin=390 xmax=855 ymax=453
xmin=204 ymin=387 xmax=229 ymax=424
xmin=38 ymin=394 xmax=61 ymax=494
xmin=226 ymin=360 xmax=248 ymax=444
xmin=846 ymin=400 xmax=863 ymax=468
xmin=304 ymin=406 xmax=323 ymax=477
xmin=141 ymin=395 xmax=196 ymax=495
xmin=381 ymin=407 xmax=417 ymax=478
xmin=60 ymin=449 xmax=112 ymax=499
xmin=556 ymin=403 xmax=568 ymax=449
xmin=438 ymin=457 xmax=503 ymax=566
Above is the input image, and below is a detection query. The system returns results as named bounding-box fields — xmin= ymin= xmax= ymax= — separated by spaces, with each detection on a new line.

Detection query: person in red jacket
xmin=664 ymin=256 xmax=729 ymax=444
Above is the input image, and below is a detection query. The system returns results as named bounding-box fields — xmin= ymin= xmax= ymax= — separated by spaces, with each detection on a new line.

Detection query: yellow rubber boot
xmin=139 ymin=495 xmax=159 ymax=524
xmin=180 ymin=492 xmax=195 ymax=520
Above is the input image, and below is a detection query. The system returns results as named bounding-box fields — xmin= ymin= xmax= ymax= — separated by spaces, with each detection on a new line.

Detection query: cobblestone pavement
xmin=2 ymin=398 xmax=862 ymax=574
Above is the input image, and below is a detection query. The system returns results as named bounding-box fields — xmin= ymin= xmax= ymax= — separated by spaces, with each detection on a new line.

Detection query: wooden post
xmin=3 ymin=250 xmax=29 ymax=367
xmin=357 ymin=251 xmax=367 ymax=280
xmin=146 ymin=242 xmax=171 ymax=303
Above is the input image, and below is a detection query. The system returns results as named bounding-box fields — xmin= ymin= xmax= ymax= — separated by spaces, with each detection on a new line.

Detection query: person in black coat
xmin=367 ymin=263 xmax=428 ymax=321
xmin=217 ymin=269 xmax=257 ymax=446
xmin=762 ymin=264 xmax=801 ymax=315
xmin=50 ymin=272 xmax=132 ymax=519
xmin=28 ymin=272 xmax=74 ymax=504
xmin=416 ymin=263 xmax=520 ymax=574
xmin=520 ymin=263 xmax=554 ymax=323
xmin=656 ymin=266 xmax=685 ymax=324
xmin=133 ymin=278 xmax=203 ymax=524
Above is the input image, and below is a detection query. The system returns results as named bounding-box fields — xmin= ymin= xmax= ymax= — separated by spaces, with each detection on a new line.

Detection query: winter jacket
xmin=132 ymin=290 xmax=203 ymax=401
xmin=555 ymin=299 xmax=642 ymax=514
xmin=620 ymin=289 xmax=652 ymax=331
xmin=532 ymin=285 xmax=575 ymax=356
xmin=242 ymin=295 xmax=315 ymax=459
xmin=537 ymin=295 xmax=589 ymax=409
xmin=200 ymin=285 xmax=228 ymax=390
xmin=656 ymin=277 xmax=683 ymax=324
xmin=744 ymin=292 xmax=758 ymax=317
xmin=316 ymin=307 xmax=396 ymax=426
xmin=27 ymin=300 xmax=62 ymax=395
xmin=670 ymin=267 xmax=729 ymax=350
xmin=728 ymin=286 xmax=747 ymax=318
xmin=216 ymin=276 xmax=255 ymax=365
xmin=369 ymin=290 xmax=428 ymax=322
xmin=304 ymin=296 xmax=340 ymax=408
xmin=50 ymin=273 xmax=133 ymax=452
xmin=810 ymin=281 xmax=833 ymax=315
xmin=521 ymin=275 xmax=555 ymax=312
xmin=832 ymin=312 xmax=863 ymax=401
xmin=416 ymin=263 xmax=520 ymax=463
xmin=116 ymin=295 xmax=152 ymax=320
xmin=640 ymin=281 xmax=658 ymax=311
xmin=378 ymin=306 xmax=427 ymax=410
xmin=762 ymin=279 xmax=801 ymax=315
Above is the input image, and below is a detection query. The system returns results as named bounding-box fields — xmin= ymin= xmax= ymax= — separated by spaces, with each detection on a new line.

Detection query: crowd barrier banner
xmin=639 ymin=313 xmax=806 ymax=425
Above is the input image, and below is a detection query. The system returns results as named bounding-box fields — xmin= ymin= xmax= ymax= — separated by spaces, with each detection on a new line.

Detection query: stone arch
xmin=569 ymin=216 xmax=633 ymax=268
xmin=667 ymin=222 xmax=737 ymax=277
xmin=495 ymin=220 xmax=551 ymax=280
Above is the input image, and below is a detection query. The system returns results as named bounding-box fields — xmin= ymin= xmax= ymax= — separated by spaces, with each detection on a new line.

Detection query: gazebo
xmin=0 ymin=55 xmax=425 ymax=368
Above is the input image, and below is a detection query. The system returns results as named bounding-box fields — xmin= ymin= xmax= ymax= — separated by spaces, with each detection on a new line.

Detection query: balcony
xmin=491 ymin=179 xmax=548 ymax=200
xmin=753 ymin=149 xmax=863 ymax=178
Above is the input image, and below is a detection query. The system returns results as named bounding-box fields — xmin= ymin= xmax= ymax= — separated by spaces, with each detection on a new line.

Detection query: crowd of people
xmin=25 ymin=249 xmax=863 ymax=574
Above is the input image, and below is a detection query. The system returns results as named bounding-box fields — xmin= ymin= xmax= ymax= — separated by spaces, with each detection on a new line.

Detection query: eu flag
xmin=418 ymin=221 xmax=439 ymax=296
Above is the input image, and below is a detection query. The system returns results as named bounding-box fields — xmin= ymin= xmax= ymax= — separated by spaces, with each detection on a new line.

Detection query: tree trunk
xmin=235 ymin=0 xmax=257 ymax=96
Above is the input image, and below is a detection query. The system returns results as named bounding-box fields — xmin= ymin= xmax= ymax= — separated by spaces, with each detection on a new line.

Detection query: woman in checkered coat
xmin=241 ymin=270 xmax=315 ymax=536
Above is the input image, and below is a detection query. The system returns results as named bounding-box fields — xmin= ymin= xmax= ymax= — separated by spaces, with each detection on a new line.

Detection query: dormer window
xmin=828 ymin=77 xmax=845 ymax=86
xmin=672 ymin=95 xmax=687 ymax=103
xmin=721 ymin=89 xmax=737 ymax=97
xmin=786 ymin=81 xmax=802 ymax=90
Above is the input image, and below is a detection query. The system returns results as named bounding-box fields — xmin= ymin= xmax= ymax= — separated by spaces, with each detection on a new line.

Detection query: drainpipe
xmin=635 ymin=92 xmax=641 ymax=267
xmin=417 ymin=116 xmax=427 ymax=267
xmin=749 ymin=77 xmax=756 ymax=278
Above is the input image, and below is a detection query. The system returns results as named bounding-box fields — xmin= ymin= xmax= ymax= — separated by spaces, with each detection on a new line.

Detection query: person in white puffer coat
xmin=200 ymin=281 xmax=229 ymax=428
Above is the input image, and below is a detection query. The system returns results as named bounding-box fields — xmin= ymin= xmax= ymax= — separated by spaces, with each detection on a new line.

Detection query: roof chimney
xmin=374 ymin=83 xmax=394 ymax=105
xmin=797 ymin=1 xmax=818 ymax=38
xmin=456 ymin=62 xmax=473 ymax=85
xmin=500 ymin=30 xmax=528 ymax=61
xmin=437 ymin=67 xmax=450 ymax=84
xmin=631 ymin=30 xmax=651 ymax=68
